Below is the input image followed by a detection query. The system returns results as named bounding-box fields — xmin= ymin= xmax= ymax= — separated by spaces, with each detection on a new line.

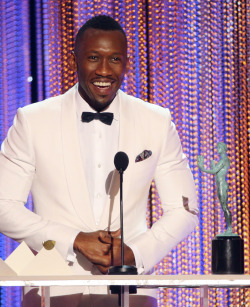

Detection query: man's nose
xmin=95 ymin=58 xmax=112 ymax=76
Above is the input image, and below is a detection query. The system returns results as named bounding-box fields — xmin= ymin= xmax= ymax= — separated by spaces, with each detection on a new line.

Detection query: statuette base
xmin=212 ymin=236 xmax=244 ymax=274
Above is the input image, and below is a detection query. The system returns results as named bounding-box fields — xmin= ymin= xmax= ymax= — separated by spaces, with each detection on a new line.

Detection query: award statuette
xmin=197 ymin=142 xmax=244 ymax=274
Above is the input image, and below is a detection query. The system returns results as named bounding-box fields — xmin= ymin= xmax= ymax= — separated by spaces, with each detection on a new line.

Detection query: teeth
xmin=93 ymin=82 xmax=111 ymax=87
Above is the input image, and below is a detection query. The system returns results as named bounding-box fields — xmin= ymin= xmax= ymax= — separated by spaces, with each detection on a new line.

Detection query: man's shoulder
xmin=21 ymin=85 xmax=76 ymax=115
xmin=118 ymin=90 xmax=170 ymax=118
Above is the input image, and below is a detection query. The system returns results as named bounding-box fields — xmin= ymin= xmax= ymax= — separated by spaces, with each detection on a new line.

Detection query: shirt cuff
xmin=66 ymin=230 xmax=81 ymax=263
xmin=127 ymin=242 xmax=144 ymax=274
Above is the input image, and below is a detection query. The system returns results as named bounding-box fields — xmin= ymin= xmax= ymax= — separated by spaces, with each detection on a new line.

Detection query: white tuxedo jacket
xmin=0 ymin=84 xmax=198 ymax=279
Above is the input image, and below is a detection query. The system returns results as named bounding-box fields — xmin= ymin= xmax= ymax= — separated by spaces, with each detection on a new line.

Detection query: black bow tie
xmin=81 ymin=112 xmax=114 ymax=125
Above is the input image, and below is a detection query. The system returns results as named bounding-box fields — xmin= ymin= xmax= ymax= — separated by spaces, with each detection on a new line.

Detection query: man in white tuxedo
xmin=0 ymin=15 xmax=198 ymax=306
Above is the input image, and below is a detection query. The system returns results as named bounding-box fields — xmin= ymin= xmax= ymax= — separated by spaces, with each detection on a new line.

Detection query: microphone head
xmin=114 ymin=152 xmax=129 ymax=172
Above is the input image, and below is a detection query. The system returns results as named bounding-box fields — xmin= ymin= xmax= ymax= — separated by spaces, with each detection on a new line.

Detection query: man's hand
xmin=96 ymin=232 xmax=135 ymax=273
xmin=73 ymin=230 xmax=120 ymax=269
xmin=73 ymin=229 xmax=135 ymax=274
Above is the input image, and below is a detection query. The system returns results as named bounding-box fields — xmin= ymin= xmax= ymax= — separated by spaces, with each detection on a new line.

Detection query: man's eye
xmin=111 ymin=57 xmax=121 ymax=62
xmin=89 ymin=56 xmax=98 ymax=61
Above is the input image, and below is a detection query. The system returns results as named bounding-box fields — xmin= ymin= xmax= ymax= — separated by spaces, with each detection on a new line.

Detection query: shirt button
xmin=97 ymin=193 xmax=101 ymax=198
xmin=98 ymin=163 xmax=101 ymax=168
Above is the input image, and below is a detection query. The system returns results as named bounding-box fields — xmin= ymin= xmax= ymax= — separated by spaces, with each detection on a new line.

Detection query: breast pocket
xmin=132 ymin=155 xmax=157 ymax=187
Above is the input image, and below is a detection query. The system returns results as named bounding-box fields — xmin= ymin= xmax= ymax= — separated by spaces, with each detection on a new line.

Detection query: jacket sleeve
xmin=0 ymin=108 xmax=79 ymax=259
xmin=128 ymin=109 xmax=199 ymax=273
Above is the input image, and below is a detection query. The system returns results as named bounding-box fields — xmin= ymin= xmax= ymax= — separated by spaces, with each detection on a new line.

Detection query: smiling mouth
xmin=93 ymin=81 xmax=112 ymax=88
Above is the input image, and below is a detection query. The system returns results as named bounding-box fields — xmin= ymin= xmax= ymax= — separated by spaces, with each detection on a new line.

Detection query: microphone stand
xmin=108 ymin=167 xmax=138 ymax=306
xmin=120 ymin=168 xmax=124 ymax=266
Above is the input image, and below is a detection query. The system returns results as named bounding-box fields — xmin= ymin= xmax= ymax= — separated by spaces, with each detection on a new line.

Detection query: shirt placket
xmin=93 ymin=121 xmax=105 ymax=225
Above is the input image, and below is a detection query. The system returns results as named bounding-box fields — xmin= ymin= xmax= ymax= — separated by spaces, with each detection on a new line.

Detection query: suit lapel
xmin=99 ymin=90 xmax=136 ymax=230
xmin=61 ymin=86 xmax=96 ymax=230
xmin=118 ymin=91 xmax=137 ymax=201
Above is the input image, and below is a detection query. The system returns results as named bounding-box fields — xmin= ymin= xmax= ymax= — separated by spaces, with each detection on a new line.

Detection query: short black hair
xmin=75 ymin=15 xmax=127 ymax=53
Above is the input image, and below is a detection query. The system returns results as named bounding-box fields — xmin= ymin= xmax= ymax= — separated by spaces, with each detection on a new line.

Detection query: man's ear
xmin=69 ymin=51 xmax=77 ymax=72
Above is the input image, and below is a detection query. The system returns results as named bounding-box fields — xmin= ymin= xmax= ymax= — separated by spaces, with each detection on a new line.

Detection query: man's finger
xmin=109 ymin=228 xmax=121 ymax=238
xmin=99 ymin=231 xmax=112 ymax=243
xmin=98 ymin=229 xmax=121 ymax=243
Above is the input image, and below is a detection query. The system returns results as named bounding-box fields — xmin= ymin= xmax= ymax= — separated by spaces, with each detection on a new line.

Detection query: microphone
xmin=114 ymin=152 xmax=129 ymax=172
xmin=108 ymin=152 xmax=137 ymax=302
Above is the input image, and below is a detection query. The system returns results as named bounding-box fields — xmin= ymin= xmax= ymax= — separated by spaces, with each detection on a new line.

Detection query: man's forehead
xmin=77 ymin=28 xmax=127 ymax=53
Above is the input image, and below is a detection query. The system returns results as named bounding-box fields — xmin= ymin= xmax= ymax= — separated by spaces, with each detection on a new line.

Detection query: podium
xmin=1 ymin=274 xmax=250 ymax=307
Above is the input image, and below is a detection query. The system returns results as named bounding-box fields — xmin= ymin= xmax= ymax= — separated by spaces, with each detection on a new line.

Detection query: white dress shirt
xmin=76 ymin=91 xmax=120 ymax=224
